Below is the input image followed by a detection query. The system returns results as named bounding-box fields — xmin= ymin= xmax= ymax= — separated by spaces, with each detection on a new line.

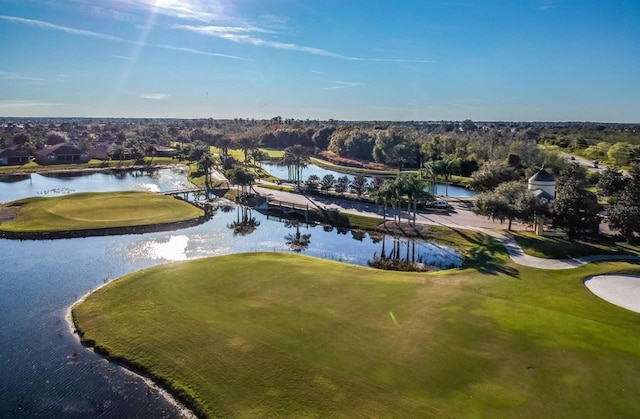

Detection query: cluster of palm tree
xmin=279 ymin=145 xmax=312 ymax=184
xmin=372 ymin=175 xmax=432 ymax=226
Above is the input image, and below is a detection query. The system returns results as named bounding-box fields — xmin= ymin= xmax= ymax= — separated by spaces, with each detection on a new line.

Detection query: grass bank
xmin=0 ymin=191 xmax=203 ymax=233
xmin=73 ymin=252 xmax=640 ymax=418
xmin=511 ymin=231 xmax=640 ymax=259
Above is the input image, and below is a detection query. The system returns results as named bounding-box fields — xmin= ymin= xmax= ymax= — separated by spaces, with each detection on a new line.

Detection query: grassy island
xmin=0 ymin=191 xmax=204 ymax=233
xmin=73 ymin=252 xmax=640 ymax=418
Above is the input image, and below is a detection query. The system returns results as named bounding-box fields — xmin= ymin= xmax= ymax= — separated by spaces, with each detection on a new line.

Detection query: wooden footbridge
xmin=267 ymin=199 xmax=309 ymax=218
xmin=162 ymin=187 xmax=211 ymax=201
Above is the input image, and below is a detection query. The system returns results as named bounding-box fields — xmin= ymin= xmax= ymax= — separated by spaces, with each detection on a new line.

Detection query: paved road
xmin=560 ymin=152 xmax=607 ymax=173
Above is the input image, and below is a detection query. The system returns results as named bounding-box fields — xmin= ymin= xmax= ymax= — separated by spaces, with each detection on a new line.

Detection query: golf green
xmin=73 ymin=252 xmax=640 ymax=418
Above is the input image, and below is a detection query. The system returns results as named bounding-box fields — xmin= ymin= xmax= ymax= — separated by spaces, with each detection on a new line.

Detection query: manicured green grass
xmin=511 ymin=231 xmax=640 ymax=259
xmin=0 ymin=191 xmax=203 ymax=232
xmin=73 ymin=252 xmax=640 ymax=418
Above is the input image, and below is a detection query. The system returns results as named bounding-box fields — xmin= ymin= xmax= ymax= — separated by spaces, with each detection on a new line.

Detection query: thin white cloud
xmin=323 ymin=81 xmax=364 ymax=90
xmin=0 ymin=71 xmax=45 ymax=82
xmin=138 ymin=93 xmax=170 ymax=100
xmin=0 ymin=15 xmax=124 ymax=41
xmin=76 ymin=0 xmax=228 ymax=23
xmin=175 ymin=24 xmax=436 ymax=63
xmin=0 ymin=100 xmax=61 ymax=107
xmin=155 ymin=44 xmax=251 ymax=61
xmin=111 ymin=55 xmax=132 ymax=60
xmin=0 ymin=15 xmax=249 ymax=61
xmin=538 ymin=1 xmax=557 ymax=10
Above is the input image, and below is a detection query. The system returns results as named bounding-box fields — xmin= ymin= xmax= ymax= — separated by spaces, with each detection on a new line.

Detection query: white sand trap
xmin=584 ymin=275 xmax=640 ymax=313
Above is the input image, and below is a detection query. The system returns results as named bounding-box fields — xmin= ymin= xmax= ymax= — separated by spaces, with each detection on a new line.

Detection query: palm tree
xmin=198 ymin=152 xmax=216 ymax=192
xmin=372 ymin=180 xmax=396 ymax=223
xmin=282 ymin=145 xmax=311 ymax=185
xmin=229 ymin=166 xmax=255 ymax=196
xmin=234 ymin=134 xmax=259 ymax=163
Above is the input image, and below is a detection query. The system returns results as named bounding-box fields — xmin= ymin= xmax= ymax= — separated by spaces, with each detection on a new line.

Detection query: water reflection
xmin=149 ymin=235 xmax=189 ymax=261
xmin=227 ymin=206 xmax=261 ymax=236
xmin=0 ymin=167 xmax=193 ymax=203
xmin=284 ymin=219 xmax=311 ymax=252
xmin=370 ymin=233 xmax=464 ymax=271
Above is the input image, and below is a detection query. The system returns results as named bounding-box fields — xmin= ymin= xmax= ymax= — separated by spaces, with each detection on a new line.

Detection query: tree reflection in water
xmin=368 ymin=234 xmax=429 ymax=271
xmin=284 ymin=219 xmax=311 ymax=252
xmin=227 ymin=206 xmax=261 ymax=236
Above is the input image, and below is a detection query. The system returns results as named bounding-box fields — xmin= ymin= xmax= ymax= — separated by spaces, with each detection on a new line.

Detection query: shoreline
xmin=0 ymin=162 xmax=185 ymax=178
xmin=67 ymin=284 xmax=199 ymax=419
xmin=0 ymin=213 xmax=210 ymax=240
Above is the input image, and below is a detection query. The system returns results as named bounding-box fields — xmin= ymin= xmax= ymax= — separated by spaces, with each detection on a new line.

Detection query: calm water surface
xmin=0 ymin=168 xmax=461 ymax=417
xmin=261 ymin=162 xmax=476 ymax=198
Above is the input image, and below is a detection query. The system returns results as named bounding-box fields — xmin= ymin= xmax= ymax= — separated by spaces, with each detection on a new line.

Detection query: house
xmin=0 ymin=145 xmax=30 ymax=166
xmin=528 ymin=168 xmax=556 ymax=235
xmin=152 ymin=145 xmax=178 ymax=157
xmin=34 ymin=144 xmax=91 ymax=165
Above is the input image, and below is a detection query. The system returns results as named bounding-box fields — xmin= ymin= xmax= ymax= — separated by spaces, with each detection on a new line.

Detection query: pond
xmin=0 ymin=167 xmax=193 ymax=204
xmin=0 ymin=168 xmax=462 ymax=417
xmin=261 ymin=162 xmax=476 ymax=198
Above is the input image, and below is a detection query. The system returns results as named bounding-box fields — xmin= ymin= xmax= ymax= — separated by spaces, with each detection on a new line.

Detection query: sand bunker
xmin=584 ymin=275 xmax=640 ymax=313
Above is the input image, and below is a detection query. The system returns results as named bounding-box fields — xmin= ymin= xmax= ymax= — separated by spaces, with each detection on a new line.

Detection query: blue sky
xmin=1 ymin=0 xmax=638 ymax=122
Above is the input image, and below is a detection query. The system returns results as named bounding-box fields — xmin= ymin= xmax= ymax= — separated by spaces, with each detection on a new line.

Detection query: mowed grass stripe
xmin=73 ymin=252 xmax=640 ymax=418
xmin=0 ymin=191 xmax=203 ymax=232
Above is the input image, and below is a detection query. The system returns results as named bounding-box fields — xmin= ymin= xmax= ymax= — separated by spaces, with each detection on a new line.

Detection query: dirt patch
xmin=0 ymin=207 xmax=18 ymax=223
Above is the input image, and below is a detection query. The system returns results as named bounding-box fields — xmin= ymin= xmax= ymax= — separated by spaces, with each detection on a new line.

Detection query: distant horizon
xmin=1 ymin=1 xmax=639 ymax=123
xmin=1 ymin=116 xmax=638 ymax=125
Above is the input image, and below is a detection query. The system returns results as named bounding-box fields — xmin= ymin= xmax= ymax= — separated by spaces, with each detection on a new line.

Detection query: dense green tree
xmin=606 ymin=166 xmax=640 ymax=243
xmin=335 ymin=175 xmax=350 ymax=195
xmin=305 ymin=174 xmax=320 ymax=191
xmin=11 ymin=132 xmax=30 ymax=146
xmin=607 ymin=142 xmax=635 ymax=166
xmin=319 ymin=174 xmax=336 ymax=191
xmin=597 ymin=167 xmax=628 ymax=202
xmin=350 ymin=175 xmax=368 ymax=197
xmin=551 ymin=165 xmax=601 ymax=238
xmin=45 ymin=130 xmax=68 ymax=145
xmin=474 ymin=181 xmax=540 ymax=230
xmin=469 ymin=160 xmax=520 ymax=192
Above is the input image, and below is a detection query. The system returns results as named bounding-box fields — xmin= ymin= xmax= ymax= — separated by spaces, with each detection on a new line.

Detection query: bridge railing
xmin=267 ymin=199 xmax=308 ymax=211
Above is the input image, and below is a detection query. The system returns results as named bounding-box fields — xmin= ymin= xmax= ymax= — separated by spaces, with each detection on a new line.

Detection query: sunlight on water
xmin=119 ymin=235 xmax=190 ymax=262
xmin=132 ymin=182 xmax=161 ymax=192
xmin=150 ymin=235 xmax=189 ymax=261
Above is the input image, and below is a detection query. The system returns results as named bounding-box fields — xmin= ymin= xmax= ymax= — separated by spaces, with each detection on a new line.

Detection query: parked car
xmin=431 ymin=201 xmax=450 ymax=209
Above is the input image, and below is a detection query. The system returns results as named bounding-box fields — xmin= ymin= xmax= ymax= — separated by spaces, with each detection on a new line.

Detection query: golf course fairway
xmin=0 ymin=191 xmax=204 ymax=233
xmin=72 ymin=251 xmax=640 ymax=418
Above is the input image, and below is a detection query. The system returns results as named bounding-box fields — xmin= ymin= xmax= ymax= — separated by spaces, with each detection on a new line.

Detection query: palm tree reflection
xmin=284 ymin=219 xmax=311 ymax=252
xmin=227 ymin=206 xmax=261 ymax=236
